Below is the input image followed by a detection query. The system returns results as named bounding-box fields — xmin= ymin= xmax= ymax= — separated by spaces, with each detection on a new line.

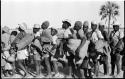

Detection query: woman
xmin=67 ymin=21 xmax=87 ymax=78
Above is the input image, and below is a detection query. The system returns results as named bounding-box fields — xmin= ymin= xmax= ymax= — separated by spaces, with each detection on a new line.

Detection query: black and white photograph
xmin=1 ymin=0 xmax=125 ymax=78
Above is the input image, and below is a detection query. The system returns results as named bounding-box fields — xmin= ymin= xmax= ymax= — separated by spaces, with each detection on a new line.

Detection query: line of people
xmin=1 ymin=20 xmax=124 ymax=78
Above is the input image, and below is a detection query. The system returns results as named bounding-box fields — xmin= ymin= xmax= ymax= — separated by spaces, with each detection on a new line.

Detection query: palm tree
xmin=99 ymin=1 xmax=120 ymax=35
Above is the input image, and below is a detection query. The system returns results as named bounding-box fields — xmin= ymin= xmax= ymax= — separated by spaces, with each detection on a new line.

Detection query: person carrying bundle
xmin=11 ymin=22 xmax=34 ymax=77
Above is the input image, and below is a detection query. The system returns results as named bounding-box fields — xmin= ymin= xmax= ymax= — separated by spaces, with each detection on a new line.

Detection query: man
xmin=40 ymin=21 xmax=53 ymax=77
xmin=90 ymin=21 xmax=104 ymax=43
xmin=67 ymin=21 xmax=87 ymax=78
xmin=31 ymin=24 xmax=43 ymax=77
xmin=83 ymin=21 xmax=89 ymax=36
xmin=98 ymin=22 xmax=110 ymax=76
xmin=89 ymin=21 xmax=104 ymax=77
xmin=12 ymin=22 xmax=29 ymax=77
xmin=98 ymin=22 xmax=109 ymax=42
xmin=109 ymin=22 xmax=124 ymax=77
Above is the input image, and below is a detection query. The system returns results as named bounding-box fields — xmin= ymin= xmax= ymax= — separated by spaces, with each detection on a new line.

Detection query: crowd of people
xmin=1 ymin=20 xmax=125 ymax=78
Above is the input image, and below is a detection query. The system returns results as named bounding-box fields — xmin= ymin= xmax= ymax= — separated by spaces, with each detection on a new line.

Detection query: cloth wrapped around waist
xmin=42 ymin=44 xmax=56 ymax=55
xmin=67 ymin=39 xmax=90 ymax=59
xmin=16 ymin=49 xmax=29 ymax=60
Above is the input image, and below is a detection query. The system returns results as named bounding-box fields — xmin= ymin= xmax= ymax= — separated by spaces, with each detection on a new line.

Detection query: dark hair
xmin=63 ymin=21 xmax=71 ymax=26
xmin=51 ymin=28 xmax=58 ymax=35
xmin=11 ymin=31 xmax=18 ymax=36
xmin=2 ymin=30 xmax=5 ymax=34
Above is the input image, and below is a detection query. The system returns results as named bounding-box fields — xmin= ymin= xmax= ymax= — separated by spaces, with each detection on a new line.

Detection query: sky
xmin=1 ymin=0 xmax=124 ymax=29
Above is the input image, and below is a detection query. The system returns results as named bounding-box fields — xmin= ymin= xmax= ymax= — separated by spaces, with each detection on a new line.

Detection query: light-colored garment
xmin=16 ymin=49 xmax=29 ymax=60
xmin=79 ymin=40 xmax=90 ymax=59
xmin=1 ymin=53 xmax=6 ymax=66
xmin=72 ymin=29 xmax=85 ymax=39
xmin=16 ymin=33 xmax=34 ymax=51
xmin=40 ymin=29 xmax=53 ymax=42
xmin=1 ymin=33 xmax=10 ymax=49
xmin=4 ymin=62 xmax=13 ymax=70
xmin=57 ymin=28 xmax=72 ymax=38
xmin=67 ymin=39 xmax=90 ymax=59
xmin=63 ymin=28 xmax=72 ymax=38
xmin=3 ymin=51 xmax=10 ymax=59
xmin=52 ymin=35 xmax=58 ymax=44
xmin=110 ymin=30 xmax=124 ymax=46
xmin=35 ymin=29 xmax=43 ymax=37
xmin=91 ymin=30 xmax=104 ymax=43
xmin=33 ymin=38 xmax=42 ymax=51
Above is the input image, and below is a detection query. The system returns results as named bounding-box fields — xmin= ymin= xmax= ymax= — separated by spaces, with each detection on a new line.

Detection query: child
xmin=50 ymin=28 xmax=63 ymax=78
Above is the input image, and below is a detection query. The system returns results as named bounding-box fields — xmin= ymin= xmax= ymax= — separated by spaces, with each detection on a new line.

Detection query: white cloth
xmin=52 ymin=35 xmax=58 ymax=44
xmin=91 ymin=30 xmax=104 ymax=43
xmin=35 ymin=29 xmax=43 ymax=37
xmin=67 ymin=39 xmax=90 ymax=59
xmin=4 ymin=63 xmax=13 ymax=70
xmin=17 ymin=49 xmax=29 ymax=60
xmin=1 ymin=53 xmax=6 ymax=66
xmin=63 ymin=28 xmax=72 ymax=38
xmin=72 ymin=29 xmax=85 ymax=39
xmin=3 ymin=51 xmax=10 ymax=59
xmin=79 ymin=40 xmax=90 ymax=59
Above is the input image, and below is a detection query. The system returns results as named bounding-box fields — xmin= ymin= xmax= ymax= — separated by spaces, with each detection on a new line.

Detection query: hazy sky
xmin=1 ymin=0 xmax=124 ymax=29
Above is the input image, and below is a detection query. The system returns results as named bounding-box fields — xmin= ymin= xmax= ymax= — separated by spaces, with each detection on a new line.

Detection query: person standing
xmin=109 ymin=22 xmax=124 ymax=77
xmin=98 ymin=22 xmax=110 ymax=76
xmin=12 ymin=22 xmax=29 ymax=77
xmin=40 ymin=21 xmax=53 ymax=77
xmin=89 ymin=21 xmax=104 ymax=77
xmin=32 ymin=24 xmax=43 ymax=77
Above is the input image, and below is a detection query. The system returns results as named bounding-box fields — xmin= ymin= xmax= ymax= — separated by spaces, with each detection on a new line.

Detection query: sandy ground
xmin=2 ymin=61 xmax=124 ymax=78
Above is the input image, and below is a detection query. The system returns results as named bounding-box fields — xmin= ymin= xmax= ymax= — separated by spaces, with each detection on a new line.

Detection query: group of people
xmin=1 ymin=20 xmax=125 ymax=78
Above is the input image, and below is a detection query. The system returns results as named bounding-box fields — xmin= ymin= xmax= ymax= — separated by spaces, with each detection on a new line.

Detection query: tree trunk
xmin=108 ymin=14 xmax=111 ymax=36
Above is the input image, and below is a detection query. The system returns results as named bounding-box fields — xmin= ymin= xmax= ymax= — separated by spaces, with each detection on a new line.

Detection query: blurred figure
xmin=40 ymin=21 xmax=53 ymax=77
xmin=121 ymin=36 xmax=125 ymax=78
xmin=32 ymin=24 xmax=43 ymax=77
xmin=89 ymin=21 xmax=104 ymax=77
xmin=98 ymin=22 xmax=109 ymax=76
xmin=83 ymin=21 xmax=89 ymax=36
xmin=1 ymin=26 xmax=10 ymax=51
xmin=1 ymin=26 xmax=12 ymax=77
xmin=98 ymin=22 xmax=109 ymax=42
xmin=109 ymin=22 xmax=124 ymax=77
xmin=73 ymin=21 xmax=87 ymax=78
xmin=12 ymin=22 xmax=29 ymax=77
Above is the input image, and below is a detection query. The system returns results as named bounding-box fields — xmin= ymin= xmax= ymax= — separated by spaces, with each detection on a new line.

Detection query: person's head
xmin=11 ymin=31 xmax=18 ymax=36
xmin=113 ymin=22 xmax=120 ymax=32
xmin=62 ymin=20 xmax=71 ymax=29
xmin=18 ymin=22 xmax=27 ymax=32
xmin=83 ymin=21 xmax=89 ymax=32
xmin=41 ymin=21 xmax=50 ymax=30
xmin=51 ymin=28 xmax=58 ymax=36
xmin=2 ymin=26 xmax=10 ymax=34
xmin=73 ymin=21 xmax=82 ymax=31
xmin=91 ymin=21 xmax=97 ymax=31
xmin=33 ymin=24 xmax=40 ymax=33
xmin=98 ymin=22 xmax=105 ymax=31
